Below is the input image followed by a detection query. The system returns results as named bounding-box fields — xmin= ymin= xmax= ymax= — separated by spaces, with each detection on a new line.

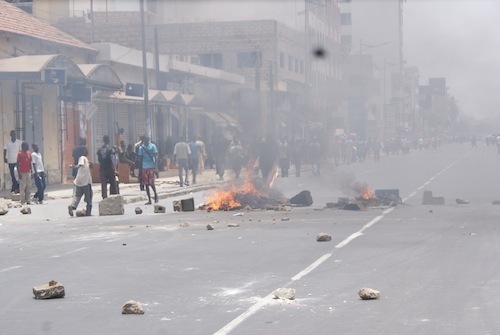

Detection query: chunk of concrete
xmin=206 ymin=224 xmax=214 ymax=230
xmin=422 ymin=190 xmax=445 ymax=205
xmin=289 ymin=190 xmax=313 ymax=206
xmin=173 ymin=198 xmax=195 ymax=212
xmin=358 ymin=287 xmax=380 ymax=300
xmin=154 ymin=204 xmax=166 ymax=213
xmin=0 ymin=198 xmax=9 ymax=215
xmin=75 ymin=208 xmax=86 ymax=217
xmin=316 ymin=233 xmax=332 ymax=242
xmin=135 ymin=207 xmax=143 ymax=214
xmin=20 ymin=206 xmax=31 ymax=214
xmin=33 ymin=280 xmax=65 ymax=299
xmin=273 ymin=288 xmax=295 ymax=300
xmin=99 ymin=195 xmax=125 ymax=216
xmin=122 ymin=300 xmax=145 ymax=314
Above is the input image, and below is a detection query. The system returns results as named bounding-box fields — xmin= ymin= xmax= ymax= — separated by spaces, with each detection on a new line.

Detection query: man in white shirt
xmin=31 ymin=143 xmax=46 ymax=204
xmin=173 ymin=137 xmax=191 ymax=187
xmin=68 ymin=148 xmax=93 ymax=216
xmin=4 ymin=130 xmax=21 ymax=193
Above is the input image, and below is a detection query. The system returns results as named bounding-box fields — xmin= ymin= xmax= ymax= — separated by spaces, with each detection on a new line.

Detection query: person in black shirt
xmin=97 ymin=135 xmax=118 ymax=199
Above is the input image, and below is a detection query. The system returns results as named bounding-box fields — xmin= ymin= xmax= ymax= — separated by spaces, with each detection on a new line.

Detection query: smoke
xmin=336 ymin=171 xmax=369 ymax=197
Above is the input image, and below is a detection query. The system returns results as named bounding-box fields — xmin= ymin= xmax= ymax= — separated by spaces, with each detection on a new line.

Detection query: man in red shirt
xmin=17 ymin=141 xmax=32 ymax=205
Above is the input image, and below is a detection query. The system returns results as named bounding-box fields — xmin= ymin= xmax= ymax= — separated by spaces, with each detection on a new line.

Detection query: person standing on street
xmin=31 ymin=143 xmax=46 ymax=204
xmin=16 ymin=141 xmax=32 ymax=205
xmin=196 ymin=137 xmax=207 ymax=174
xmin=174 ymin=137 xmax=191 ymax=187
xmin=68 ymin=147 xmax=93 ymax=216
xmin=188 ymin=137 xmax=201 ymax=184
xmin=4 ymin=130 xmax=22 ymax=194
xmin=229 ymin=137 xmax=244 ymax=179
xmin=97 ymin=135 xmax=118 ymax=199
xmin=138 ymin=135 xmax=159 ymax=204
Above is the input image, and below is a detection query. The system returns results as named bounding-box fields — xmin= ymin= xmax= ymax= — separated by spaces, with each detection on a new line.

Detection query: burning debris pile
xmin=200 ymin=175 xmax=292 ymax=211
xmin=327 ymin=186 xmax=403 ymax=211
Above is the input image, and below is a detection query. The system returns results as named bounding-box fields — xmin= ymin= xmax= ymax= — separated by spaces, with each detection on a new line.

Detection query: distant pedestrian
xmin=174 ymin=137 xmax=191 ymax=187
xmin=188 ymin=137 xmax=201 ymax=184
xmin=229 ymin=138 xmax=244 ymax=179
xmin=72 ymin=138 xmax=87 ymax=179
xmin=68 ymin=148 xmax=93 ymax=216
xmin=97 ymin=135 xmax=118 ymax=199
xmin=16 ymin=141 xmax=32 ymax=205
xmin=278 ymin=136 xmax=290 ymax=177
xmin=259 ymin=134 xmax=279 ymax=183
xmin=196 ymin=137 xmax=207 ymax=174
xmin=291 ymin=139 xmax=305 ymax=177
xmin=134 ymin=135 xmax=144 ymax=190
xmin=137 ymin=135 xmax=159 ymax=204
xmin=31 ymin=143 xmax=46 ymax=204
xmin=309 ymin=136 xmax=321 ymax=175
xmin=213 ymin=134 xmax=229 ymax=180
xmin=4 ymin=130 xmax=21 ymax=193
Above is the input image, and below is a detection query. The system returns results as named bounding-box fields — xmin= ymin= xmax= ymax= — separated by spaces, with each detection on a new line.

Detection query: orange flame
xmin=204 ymin=172 xmax=265 ymax=211
xmin=359 ymin=185 xmax=375 ymax=200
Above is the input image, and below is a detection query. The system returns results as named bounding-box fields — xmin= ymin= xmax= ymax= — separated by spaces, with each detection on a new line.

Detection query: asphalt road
xmin=1 ymin=142 xmax=500 ymax=335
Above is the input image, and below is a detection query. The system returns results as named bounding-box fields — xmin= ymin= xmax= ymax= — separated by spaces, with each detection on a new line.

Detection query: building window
xmin=341 ymin=13 xmax=352 ymax=25
xmin=288 ymin=55 xmax=293 ymax=71
xmin=237 ymin=52 xmax=261 ymax=68
xmin=199 ymin=53 xmax=222 ymax=69
xmin=279 ymin=52 xmax=285 ymax=69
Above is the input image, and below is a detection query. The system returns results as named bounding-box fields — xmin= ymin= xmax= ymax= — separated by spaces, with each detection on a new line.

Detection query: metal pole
xmin=140 ymin=0 xmax=150 ymax=136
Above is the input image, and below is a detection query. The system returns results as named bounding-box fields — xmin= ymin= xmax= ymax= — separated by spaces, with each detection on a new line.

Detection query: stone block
xmin=99 ymin=195 xmax=125 ymax=216
xmin=154 ymin=204 xmax=166 ymax=213
xmin=316 ymin=233 xmax=332 ymax=242
xmin=273 ymin=288 xmax=295 ymax=300
xmin=422 ymin=190 xmax=445 ymax=205
xmin=122 ymin=300 xmax=144 ymax=314
xmin=0 ymin=198 xmax=9 ymax=215
xmin=33 ymin=280 xmax=65 ymax=299
xmin=135 ymin=207 xmax=143 ymax=214
xmin=358 ymin=287 xmax=380 ymax=300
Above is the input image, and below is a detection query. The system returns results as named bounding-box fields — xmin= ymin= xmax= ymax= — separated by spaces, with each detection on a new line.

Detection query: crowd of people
xmin=3 ymin=126 xmax=476 ymax=217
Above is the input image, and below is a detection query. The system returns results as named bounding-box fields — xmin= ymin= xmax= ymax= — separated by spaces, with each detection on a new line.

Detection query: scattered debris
xmin=33 ymin=280 xmax=65 ymax=299
xmin=228 ymin=224 xmax=240 ymax=227
xmin=99 ymin=195 xmax=125 ymax=216
xmin=122 ymin=300 xmax=145 ymax=315
xmin=273 ymin=288 xmax=295 ymax=300
xmin=179 ymin=222 xmax=190 ymax=228
xmin=233 ymin=212 xmax=244 ymax=217
xmin=358 ymin=287 xmax=380 ymax=300
xmin=281 ymin=217 xmax=290 ymax=221
xmin=135 ymin=207 xmax=143 ymax=214
xmin=316 ymin=233 xmax=332 ymax=242
xmin=456 ymin=198 xmax=469 ymax=205
xmin=173 ymin=198 xmax=195 ymax=212
xmin=206 ymin=224 xmax=214 ymax=230
xmin=20 ymin=206 xmax=31 ymax=214
xmin=154 ymin=204 xmax=166 ymax=213
xmin=75 ymin=208 xmax=86 ymax=217
xmin=289 ymin=190 xmax=313 ymax=207
xmin=422 ymin=190 xmax=444 ymax=205
xmin=0 ymin=199 xmax=9 ymax=215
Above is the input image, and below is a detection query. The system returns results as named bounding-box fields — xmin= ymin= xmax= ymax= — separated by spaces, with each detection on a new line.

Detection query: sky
xmin=76 ymin=0 xmax=500 ymax=120
xmin=403 ymin=0 xmax=500 ymax=119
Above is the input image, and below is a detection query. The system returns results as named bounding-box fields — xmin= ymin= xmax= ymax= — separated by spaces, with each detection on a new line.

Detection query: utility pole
xmin=140 ymin=0 xmax=150 ymax=136
xmin=398 ymin=0 xmax=404 ymax=136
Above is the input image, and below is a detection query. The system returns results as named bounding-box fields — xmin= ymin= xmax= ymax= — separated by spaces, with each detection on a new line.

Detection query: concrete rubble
xmin=206 ymin=224 xmax=214 ymax=230
xmin=358 ymin=287 xmax=380 ymax=300
xmin=316 ymin=233 xmax=332 ymax=242
xmin=422 ymin=190 xmax=444 ymax=205
xmin=20 ymin=206 xmax=31 ymax=214
xmin=121 ymin=300 xmax=145 ymax=314
xmin=135 ymin=207 xmax=143 ymax=214
xmin=154 ymin=204 xmax=166 ymax=213
xmin=75 ymin=208 xmax=86 ymax=217
xmin=99 ymin=195 xmax=125 ymax=216
xmin=289 ymin=190 xmax=313 ymax=206
xmin=33 ymin=280 xmax=65 ymax=299
xmin=173 ymin=198 xmax=195 ymax=212
xmin=273 ymin=288 xmax=295 ymax=300
xmin=0 ymin=199 xmax=9 ymax=215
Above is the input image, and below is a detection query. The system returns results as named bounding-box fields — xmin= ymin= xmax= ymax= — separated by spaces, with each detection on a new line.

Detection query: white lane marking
xmin=291 ymin=253 xmax=332 ymax=281
xmin=65 ymin=247 xmax=88 ymax=254
xmin=214 ymin=151 xmax=468 ymax=334
xmin=213 ymin=292 xmax=276 ymax=335
xmin=0 ymin=265 xmax=22 ymax=273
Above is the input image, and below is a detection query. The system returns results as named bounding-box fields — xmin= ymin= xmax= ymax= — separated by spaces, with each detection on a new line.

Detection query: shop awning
xmin=0 ymin=54 xmax=85 ymax=80
xmin=77 ymin=64 xmax=122 ymax=91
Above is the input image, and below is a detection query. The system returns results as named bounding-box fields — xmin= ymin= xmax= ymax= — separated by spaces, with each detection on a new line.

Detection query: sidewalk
xmin=0 ymin=168 xmax=231 ymax=204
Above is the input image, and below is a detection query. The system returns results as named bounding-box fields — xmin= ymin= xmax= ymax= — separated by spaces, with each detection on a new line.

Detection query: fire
xmin=359 ymin=184 xmax=375 ymax=200
xmin=204 ymin=173 xmax=267 ymax=211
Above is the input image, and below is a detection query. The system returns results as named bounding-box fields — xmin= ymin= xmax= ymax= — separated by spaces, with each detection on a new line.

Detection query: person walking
xmin=97 ymin=135 xmax=118 ymax=199
xmin=31 ymin=143 xmax=46 ymax=204
xmin=188 ymin=137 xmax=200 ymax=184
xmin=291 ymin=139 xmax=305 ymax=177
xmin=68 ymin=148 xmax=93 ymax=216
xmin=4 ymin=130 xmax=22 ymax=194
xmin=173 ymin=137 xmax=191 ymax=187
xmin=229 ymin=137 xmax=244 ymax=179
xmin=278 ymin=136 xmax=290 ymax=177
xmin=16 ymin=141 xmax=32 ymax=205
xmin=213 ymin=134 xmax=229 ymax=180
xmin=309 ymin=136 xmax=321 ymax=176
xmin=258 ymin=134 xmax=279 ymax=183
xmin=137 ymin=135 xmax=159 ymax=204
xmin=196 ymin=137 xmax=207 ymax=174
